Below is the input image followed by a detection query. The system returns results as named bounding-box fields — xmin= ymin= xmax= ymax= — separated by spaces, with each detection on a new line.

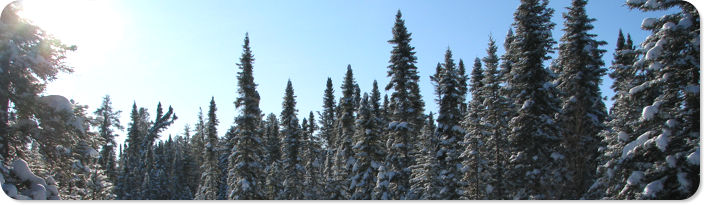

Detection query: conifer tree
xmin=94 ymin=95 xmax=123 ymax=183
xmin=320 ymin=77 xmax=337 ymax=183
xmin=407 ymin=113 xmax=439 ymax=200
xmin=435 ymin=48 xmax=465 ymax=199
xmin=303 ymin=111 xmax=323 ymax=199
xmin=552 ymin=0 xmax=607 ymax=198
xmin=599 ymin=0 xmax=700 ymax=199
xmin=505 ymin=0 xmax=564 ymax=199
xmin=227 ymin=33 xmax=266 ymax=199
xmin=462 ymin=57 xmax=487 ymax=199
xmin=0 ymin=2 xmax=75 ymax=159
xmin=350 ymin=93 xmax=385 ymax=199
xmin=583 ymin=30 xmax=639 ymax=200
xmin=264 ymin=113 xmax=281 ymax=166
xmin=328 ymin=65 xmax=357 ymax=199
xmin=380 ymin=10 xmax=425 ymax=199
xmin=279 ymin=80 xmax=304 ymax=199
xmin=457 ymin=59 xmax=469 ymax=114
xmin=479 ymin=36 xmax=511 ymax=199
xmin=195 ymin=97 xmax=220 ymax=200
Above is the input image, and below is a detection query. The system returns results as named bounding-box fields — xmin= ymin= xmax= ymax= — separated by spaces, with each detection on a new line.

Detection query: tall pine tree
xmin=505 ymin=0 xmax=564 ymax=199
xmin=378 ymin=10 xmax=425 ymax=199
xmin=227 ymin=33 xmax=266 ymax=199
xmin=552 ymin=0 xmax=607 ymax=198
xmin=195 ymin=98 xmax=220 ymax=200
xmin=279 ymin=80 xmax=304 ymax=199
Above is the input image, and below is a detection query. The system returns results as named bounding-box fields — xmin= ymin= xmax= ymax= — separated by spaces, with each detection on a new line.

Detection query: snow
xmin=521 ymin=100 xmax=533 ymax=110
xmin=665 ymin=119 xmax=677 ymax=128
xmin=629 ymin=82 xmax=649 ymax=95
xmin=645 ymin=41 xmax=663 ymax=60
xmin=30 ymin=184 xmax=46 ymax=200
xmin=485 ymin=184 xmax=494 ymax=194
xmin=661 ymin=22 xmax=676 ymax=31
xmin=40 ymin=95 xmax=73 ymax=114
xmin=12 ymin=160 xmax=45 ymax=186
xmin=686 ymin=149 xmax=699 ymax=165
xmin=643 ymin=178 xmax=665 ymax=198
xmin=87 ymin=147 xmax=100 ymax=158
xmin=3 ymin=183 xmax=18 ymax=198
xmin=550 ymin=152 xmax=565 ymax=161
xmin=622 ymin=131 xmax=652 ymax=159
xmin=677 ymin=172 xmax=690 ymax=192
xmin=644 ymin=0 xmax=660 ymax=9
xmin=654 ymin=130 xmax=670 ymax=152
xmin=641 ymin=101 xmax=662 ymax=121
xmin=648 ymin=62 xmax=663 ymax=70
xmin=627 ymin=171 xmax=644 ymax=185
xmin=627 ymin=0 xmax=647 ymax=5
xmin=678 ymin=13 xmax=693 ymax=28
xmin=618 ymin=131 xmax=630 ymax=142
xmin=641 ymin=18 xmax=658 ymax=29
xmin=666 ymin=155 xmax=676 ymax=168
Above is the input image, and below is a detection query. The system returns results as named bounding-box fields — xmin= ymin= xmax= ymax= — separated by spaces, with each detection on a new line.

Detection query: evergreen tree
xmin=279 ymin=80 xmax=304 ymax=199
xmin=505 ymin=0 xmax=564 ymax=199
xmin=479 ymin=36 xmax=511 ymax=199
xmin=264 ymin=113 xmax=281 ymax=166
xmin=189 ymin=108 xmax=206 ymax=186
xmin=379 ymin=10 xmax=425 ymax=199
xmin=552 ymin=0 xmax=607 ymax=198
xmin=407 ymin=113 xmax=439 ymax=200
xmin=303 ymin=111 xmax=323 ymax=199
xmin=350 ymin=93 xmax=385 ymax=199
xmin=227 ymin=33 xmax=266 ymax=199
xmin=195 ymin=97 xmax=220 ymax=200
xmin=319 ymin=77 xmax=337 ymax=184
xmin=434 ymin=48 xmax=465 ymax=199
xmin=457 ymin=59 xmax=469 ymax=114
xmin=583 ymin=31 xmax=639 ymax=199
xmin=94 ymin=95 xmax=123 ymax=184
xmin=0 ymin=2 xmax=76 ymax=160
xmin=462 ymin=57 xmax=487 ymax=199
xmin=328 ymin=65 xmax=357 ymax=199
xmin=598 ymin=1 xmax=699 ymax=199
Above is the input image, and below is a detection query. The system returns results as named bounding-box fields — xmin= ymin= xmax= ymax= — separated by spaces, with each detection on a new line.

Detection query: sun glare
xmin=16 ymin=0 xmax=125 ymax=70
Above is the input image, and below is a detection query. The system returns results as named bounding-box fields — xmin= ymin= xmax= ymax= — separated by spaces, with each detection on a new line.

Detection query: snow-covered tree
xmin=594 ymin=0 xmax=699 ymax=199
xmin=478 ymin=36 xmax=511 ymax=199
xmin=434 ymin=48 xmax=465 ymax=200
xmin=379 ymin=10 xmax=425 ymax=199
xmin=462 ymin=57 xmax=487 ymax=200
xmin=350 ymin=93 xmax=385 ymax=199
xmin=279 ymin=80 xmax=304 ymax=199
xmin=302 ymin=112 xmax=323 ymax=199
xmin=94 ymin=95 xmax=123 ymax=184
xmin=0 ymin=2 xmax=75 ymax=160
xmin=264 ymin=113 xmax=280 ymax=167
xmin=319 ymin=77 xmax=337 ymax=184
xmin=584 ymin=30 xmax=633 ymax=192
xmin=505 ymin=0 xmax=565 ymax=199
xmin=195 ymin=98 xmax=220 ymax=200
xmin=407 ymin=113 xmax=439 ymax=200
xmin=552 ymin=0 xmax=608 ymax=198
xmin=227 ymin=33 xmax=266 ymax=199
xmin=327 ymin=65 xmax=357 ymax=199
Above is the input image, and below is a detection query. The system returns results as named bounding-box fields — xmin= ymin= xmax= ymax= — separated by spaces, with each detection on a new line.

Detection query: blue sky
xmin=35 ymin=0 xmax=679 ymax=144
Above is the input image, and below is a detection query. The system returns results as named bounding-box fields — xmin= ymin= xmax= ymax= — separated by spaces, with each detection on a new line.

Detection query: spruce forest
xmin=0 ymin=0 xmax=700 ymax=200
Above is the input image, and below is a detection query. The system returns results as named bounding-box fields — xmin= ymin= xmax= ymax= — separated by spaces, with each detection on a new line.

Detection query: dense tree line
xmin=0 ymin=0 xmax=698 ymax=200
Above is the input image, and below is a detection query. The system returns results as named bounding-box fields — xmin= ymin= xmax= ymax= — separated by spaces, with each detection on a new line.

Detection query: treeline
xmin=0 ymin=0 xmax=698 ymax=200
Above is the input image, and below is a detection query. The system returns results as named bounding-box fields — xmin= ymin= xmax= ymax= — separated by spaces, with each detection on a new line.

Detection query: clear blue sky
xmin=39 ymin=0 xmax=678 ymax=145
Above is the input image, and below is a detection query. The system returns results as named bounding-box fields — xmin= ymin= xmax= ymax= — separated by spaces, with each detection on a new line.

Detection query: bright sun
xmin=14 ymin=0 xmax=125 ymax=70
